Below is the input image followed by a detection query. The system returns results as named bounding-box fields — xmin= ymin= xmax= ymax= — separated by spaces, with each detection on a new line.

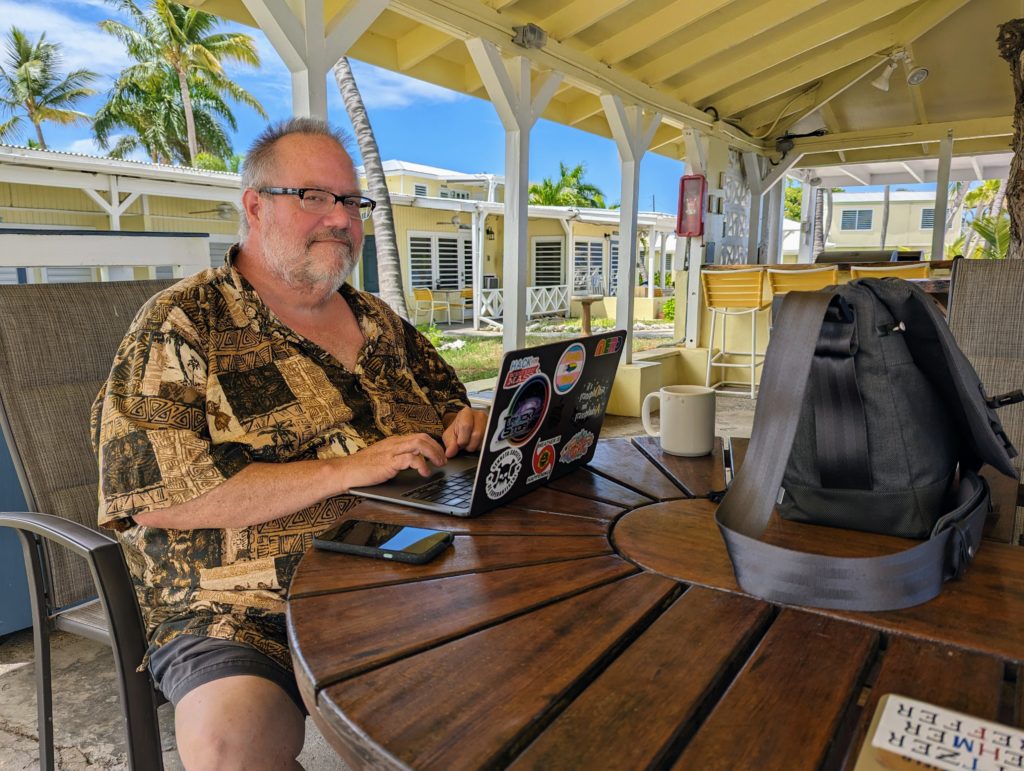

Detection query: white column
xmin=240 ymin=0 xmax=385 ymax=118
xmin=742 ymin=153 xmax=765 ymax=264
xmin=472 ymin=209 xmax=483 ymax=330
xmin=646 ymin=225 xmax=657 ymax=299
xmin=467 ymin=38 xmax=561 ymax=351
xmin=659 ymin=231 xmax=669 ymax=291
xmin=798 ymin=179 xmax=817 ymax=264
xmin=600 ymin=94 xmax=661 ymax=364
xmin=765 ymin=181 xmax=785 ymax=264
xmin=931 ymin=130 xmax=954 ymax=260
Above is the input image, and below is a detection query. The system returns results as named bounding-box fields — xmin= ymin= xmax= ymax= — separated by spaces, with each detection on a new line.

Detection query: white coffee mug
xmin=641 ymin=385 xmax=715 ymax=456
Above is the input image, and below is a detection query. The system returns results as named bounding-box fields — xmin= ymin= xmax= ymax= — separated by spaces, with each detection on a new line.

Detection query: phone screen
xmin=320 ymin=520 xmax=448 ymax=555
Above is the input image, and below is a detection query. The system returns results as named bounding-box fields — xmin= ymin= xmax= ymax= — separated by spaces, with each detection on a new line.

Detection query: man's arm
xmin=133 ymin=432 xmax=448 ymax=529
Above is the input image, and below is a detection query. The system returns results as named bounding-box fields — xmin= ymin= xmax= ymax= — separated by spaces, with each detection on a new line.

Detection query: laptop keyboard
xmin=403 ymin=469 xmax=476 ymax=507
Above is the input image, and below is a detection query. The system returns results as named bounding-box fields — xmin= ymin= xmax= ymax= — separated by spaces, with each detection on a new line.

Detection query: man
xmin=91 ymin=117 xmax=487 ymax=770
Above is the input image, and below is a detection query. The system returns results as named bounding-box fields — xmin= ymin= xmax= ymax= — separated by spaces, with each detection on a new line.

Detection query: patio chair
xmin=765 ymin=265 xmax=838 ymax=296
xmin=449 ymin=288 xmax=473 ymax=323
xmin=849 ymin=262 xmax=929 ymax=279
xmin=0 ymin=279 xmax=175 ymax=770
xmin=412 ymin=287 xmax=451 ymax=325
xmin=946 ymin=259 xmax=1024 ymax=545
xmin=701 ymin=268 xmax=771 ymax=399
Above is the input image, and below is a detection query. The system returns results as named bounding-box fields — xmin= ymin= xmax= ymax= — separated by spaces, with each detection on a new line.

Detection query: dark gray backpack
xmin=716 ymin=278 xmax=1019 ymax=611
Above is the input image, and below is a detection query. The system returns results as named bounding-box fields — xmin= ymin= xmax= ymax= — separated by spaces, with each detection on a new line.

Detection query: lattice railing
xmin=527 ymin=285 xmax=569 ymax=317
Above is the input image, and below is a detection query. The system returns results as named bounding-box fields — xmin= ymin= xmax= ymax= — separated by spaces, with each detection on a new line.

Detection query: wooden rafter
xmin=540 ymin=0 xmax=633 ymax=42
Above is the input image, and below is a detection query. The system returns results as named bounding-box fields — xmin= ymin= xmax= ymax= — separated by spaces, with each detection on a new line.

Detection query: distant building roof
xmin=832 ymin=191 xmax=940 ymax=203
xmin=359 ymin=159 xmax=504 ymax=186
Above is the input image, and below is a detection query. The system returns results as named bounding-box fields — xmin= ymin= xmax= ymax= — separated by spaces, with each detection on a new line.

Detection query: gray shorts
xmin=149 ymin=634 xmax=307 ymax=715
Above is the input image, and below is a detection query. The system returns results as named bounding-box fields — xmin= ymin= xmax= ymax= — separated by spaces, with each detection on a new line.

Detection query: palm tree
xmin=529 ymin=162 xmax=607 ymax=208
xmin=95 ymin=66 xmax=237 ymax=164
xmin=333 ymin=57 xmax=410 ymax=320
xmin=811 ymin=187 xmax=825 ymax=258
xmin=100 ymin=0 xmax=264 ymax=165
xmin=0 ymin=28 xmax=96 ymax=149
xmin=879 ymin=184 xmax=890 ymax=249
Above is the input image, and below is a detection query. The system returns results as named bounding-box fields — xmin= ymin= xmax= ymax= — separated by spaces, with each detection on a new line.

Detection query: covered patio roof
xmin=184 ymin=0 xmax=1015 ymax=166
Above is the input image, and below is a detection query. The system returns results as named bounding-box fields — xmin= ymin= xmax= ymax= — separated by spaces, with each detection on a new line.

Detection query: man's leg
xmin=175 ymin=675 xmax=305 ymax=771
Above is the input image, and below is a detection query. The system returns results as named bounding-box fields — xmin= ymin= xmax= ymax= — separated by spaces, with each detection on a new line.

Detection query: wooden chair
xmin=0 ymin=280 xmax=175 ymax=770
xmin=946 ymin=259 xmax=1024 ymax=546
xmin=849 ymin=263 xmax=929 ymax=279
xmin=412 ymin=287 xmax=451 ymax=325
xmin=701 ymin=268 xmax=771 ymax=399
xmin=766 ymin=265 xmax=838 ymax=295
xmin=449 ymin=288 xmax=473 ymax=323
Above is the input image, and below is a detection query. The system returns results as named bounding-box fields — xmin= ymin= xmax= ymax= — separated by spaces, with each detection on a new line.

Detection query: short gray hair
xmin=238 ymin=117 xmax=354 ymax=240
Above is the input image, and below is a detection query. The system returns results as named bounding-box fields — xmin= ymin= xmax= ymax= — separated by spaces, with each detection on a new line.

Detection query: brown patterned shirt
xmin=91 ymin=248 xmax=469 ymax=668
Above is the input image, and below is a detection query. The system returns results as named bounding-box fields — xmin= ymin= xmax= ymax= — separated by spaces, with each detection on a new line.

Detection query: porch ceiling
xmin=182 ymin=0 xmax=1017 ymax=169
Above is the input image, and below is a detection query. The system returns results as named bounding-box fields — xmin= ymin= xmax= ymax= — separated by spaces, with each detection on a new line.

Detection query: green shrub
xmin=416 ymin=323 xmax=445 ymax=347
xmin=661 ymin=297 xmax=675 ymax=321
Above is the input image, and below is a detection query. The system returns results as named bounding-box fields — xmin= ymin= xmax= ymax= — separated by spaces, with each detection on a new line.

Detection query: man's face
xmin=255 ymin=134 xmax=365 ymax=292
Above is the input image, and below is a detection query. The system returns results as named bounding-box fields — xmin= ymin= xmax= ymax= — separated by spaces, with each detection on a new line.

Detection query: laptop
xmin=350 ymin=329 xmax=627 ymax=517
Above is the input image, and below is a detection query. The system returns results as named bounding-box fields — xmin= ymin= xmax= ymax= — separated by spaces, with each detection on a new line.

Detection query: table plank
xmin=319 ymin=572 xmax=679 ymax=770
xmin=631 ymin=435 xmax=727 ymax=497
xmin=672 ymin=610 xmax=878 ymax=770
xmin=547 ymin=467 xmax=654 ymax=508
xmin=290 ymin=555 xmax=638 ymax=688
xmin=614 ymin=500 xmax=1024 ymax=663
xmin=290 ymin=534 xmax=611 ymax=598
xmin=507 ymin=486 xmax=624 ymax=521
xmin=346 ymin=497 xmax=609 ymax=535
xmin=587 ymin=437 xmax=689 ymax=501
xmin=846 ymin=635 xmax=1006 ymax=764
xmin=511 ymin=588 xmax=772 ymax=770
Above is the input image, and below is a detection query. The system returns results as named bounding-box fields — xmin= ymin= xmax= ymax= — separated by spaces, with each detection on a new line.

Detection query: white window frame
xmin=573 ymin=237 xmax=605 ymax=295
xmin=407 ymin=230 xmax=473 ymax=289
xmin=840 ymin=209 xmax=873 ymax=231
xmin=920 ymin=208 xmax=935 ymax=230
xmin=531 ymin=237 xmax=565 ymax=286
xmin=413 ymin=183 xmax=427 ymax=196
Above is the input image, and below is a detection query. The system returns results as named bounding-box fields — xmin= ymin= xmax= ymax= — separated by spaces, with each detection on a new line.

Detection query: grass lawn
xmin=420 ymin=322 xmax=671 ymax=383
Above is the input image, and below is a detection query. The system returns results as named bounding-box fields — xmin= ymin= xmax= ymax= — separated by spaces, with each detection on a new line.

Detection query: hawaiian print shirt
xmin=91 ymin=246 xmax=469 ymax=669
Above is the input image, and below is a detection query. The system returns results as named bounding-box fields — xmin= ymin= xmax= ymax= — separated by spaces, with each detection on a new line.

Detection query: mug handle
xmin=641 ymin=392 xmax=660 ymax=437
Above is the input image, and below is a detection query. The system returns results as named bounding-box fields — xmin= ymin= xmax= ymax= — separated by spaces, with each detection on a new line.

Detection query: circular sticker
xmin=501 ymin=373 xmax=550 ymax=447
xmin=485 ymin=447 xmax=523 ymax=500
xmin=532 ymin=440 xmax=556 ymax=476
xmin=554 ymin=342 xmax=587 ymax=394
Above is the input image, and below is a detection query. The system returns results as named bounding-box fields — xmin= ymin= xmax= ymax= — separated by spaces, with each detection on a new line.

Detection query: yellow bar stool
xmin=766 ymin=265 xmax=839 ymax=295
xmin=849 ymin=263 xmax=930 ymax=279
xmin=701 ymin=268 xmax=771 ymax=399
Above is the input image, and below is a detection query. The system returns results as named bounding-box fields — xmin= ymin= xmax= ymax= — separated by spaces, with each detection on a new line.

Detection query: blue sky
xmin=13 ymin=0 xmax=689 ymax=213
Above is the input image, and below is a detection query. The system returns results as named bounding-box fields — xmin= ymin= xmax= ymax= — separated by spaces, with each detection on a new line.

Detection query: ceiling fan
xmin=435 ymin=214 xmax=471 ymax=229
xmin=189 ymin=202 xmax=237 ymax=219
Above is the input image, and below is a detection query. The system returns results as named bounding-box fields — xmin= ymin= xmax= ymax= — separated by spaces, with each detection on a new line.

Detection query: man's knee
xmin=175 ymin=675 xmax=305 ymax=770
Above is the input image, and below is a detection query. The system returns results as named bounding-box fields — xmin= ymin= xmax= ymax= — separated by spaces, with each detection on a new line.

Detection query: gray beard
xmin=262 ymin=227 xmax=362 ymax=295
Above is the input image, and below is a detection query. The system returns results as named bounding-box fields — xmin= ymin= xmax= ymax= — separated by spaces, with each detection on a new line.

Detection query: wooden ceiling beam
xmin=395 ymin=25 xmax=453 ymax=70
xmin=791 ymin=116 xmax=1011 ymax=154
xmin=766 ymin=58 xmax=882 ymax=137
xmin=588 ymin=0 xmax=737 ymax=66
xmin=633 ymin=0 xmax=826 ymax=87
xmin=679 ymin=0 xmax=918 ymax=107
xmin=541 ymin=0 xmax=633 ymax=42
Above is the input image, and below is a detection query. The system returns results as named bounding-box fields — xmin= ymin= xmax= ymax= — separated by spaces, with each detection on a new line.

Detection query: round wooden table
xmin=288 ymin=437 xmax=1024 ymax=770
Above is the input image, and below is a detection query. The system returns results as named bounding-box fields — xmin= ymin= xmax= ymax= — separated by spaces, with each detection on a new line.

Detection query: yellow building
xmin=826 ymin=191 xmax=960 ymax=259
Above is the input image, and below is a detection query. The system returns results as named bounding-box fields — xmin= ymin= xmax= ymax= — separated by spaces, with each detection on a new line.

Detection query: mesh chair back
xmin=0 ymin=280 xmax=174 ymax=609
xmin=947 ymin=260 xmax=1024 ymax=480
xmin=413 ymin=287 xmax=432 ymax=302
xmin=849 ymin=263 xmax=929 ymax=279
xmin=766 ymin=266 xmax=838 ymax=295
xmin=701 ymin=268 xmax=767 ymax=309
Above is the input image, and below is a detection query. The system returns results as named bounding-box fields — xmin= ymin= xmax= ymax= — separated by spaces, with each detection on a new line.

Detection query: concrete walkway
xmin=0 ymin=400 xmax=755 ymax=769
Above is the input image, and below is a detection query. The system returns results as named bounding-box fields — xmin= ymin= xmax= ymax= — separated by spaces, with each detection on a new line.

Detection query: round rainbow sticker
xmin=554 ymin=342 xmax=586 ymax=394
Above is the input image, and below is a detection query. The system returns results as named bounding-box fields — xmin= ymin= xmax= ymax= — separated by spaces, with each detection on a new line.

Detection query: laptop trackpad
xmin=352 ymin=453 xmax=478 ymax=496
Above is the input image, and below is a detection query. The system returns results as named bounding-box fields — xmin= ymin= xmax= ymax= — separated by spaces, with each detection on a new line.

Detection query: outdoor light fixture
xmin=512 ymin=23 xmax=547 ymax=50
xmin=486 ymin=227 xmax=495 ymax=240
xmin=871 ymin=59 xmax=899 ymax=91
xmin=906 ymin=65 xmax=929 ymax=86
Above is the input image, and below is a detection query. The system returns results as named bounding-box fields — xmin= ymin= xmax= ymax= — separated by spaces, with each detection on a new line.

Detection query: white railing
xmin=527 ymin=284 xmax=570 ymax=317
xmin=479 ymin=288 xmax=504 ymax=320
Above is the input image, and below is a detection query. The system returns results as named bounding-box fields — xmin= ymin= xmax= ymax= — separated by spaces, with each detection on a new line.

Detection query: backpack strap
xmin=715 ymin=289 xmax=989 ymax=611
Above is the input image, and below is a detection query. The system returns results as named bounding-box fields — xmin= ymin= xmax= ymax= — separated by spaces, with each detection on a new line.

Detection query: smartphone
xmin=312 ymin=519 xmax=454 ymax=564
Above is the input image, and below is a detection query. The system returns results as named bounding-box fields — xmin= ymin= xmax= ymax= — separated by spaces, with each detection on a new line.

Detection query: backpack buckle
xmin=986 ymin=389 xmax=1024 ymax=409
xmin=946 ymin=520 xmax=974 ymax=581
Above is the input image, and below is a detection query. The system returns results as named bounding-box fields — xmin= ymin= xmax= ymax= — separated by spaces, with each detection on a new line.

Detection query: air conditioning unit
xmin=482 ymin=274 xmax=499 ymax=289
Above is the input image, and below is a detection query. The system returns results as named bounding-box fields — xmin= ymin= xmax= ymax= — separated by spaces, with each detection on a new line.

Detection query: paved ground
xmin=0 ymin=400 xmax=755 ymax=769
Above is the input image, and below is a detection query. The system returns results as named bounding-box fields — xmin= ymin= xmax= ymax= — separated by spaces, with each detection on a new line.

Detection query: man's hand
xmin=442 ymin=407 xmax=489 ymax=458
xmin=338 ymin=433 xmax=448 ymax=490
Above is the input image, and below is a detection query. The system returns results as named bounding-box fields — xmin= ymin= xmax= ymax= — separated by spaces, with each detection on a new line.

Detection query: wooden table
xmin=288 ymin=437 xmax=1024 ymax=770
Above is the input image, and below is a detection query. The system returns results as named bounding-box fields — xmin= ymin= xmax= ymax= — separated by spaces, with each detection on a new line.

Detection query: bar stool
xmin=701 ymin=268 xmax=771 ymax=398
xmin=850 ymin=263 xmax=929 ymax=279
xmin=766 ymin=265 xmax=839 ymax=327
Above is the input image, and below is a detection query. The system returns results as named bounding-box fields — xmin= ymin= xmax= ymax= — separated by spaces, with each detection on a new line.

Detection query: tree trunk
xmin=824 ymin=188 xmax=834 ymax=241
xmin=812 ymin=187 xmax=825 ymax=257
xmin=997 ymin=20 xmax=1024 ymax=259
xmin=333 ymin=57 xmax=411 ymax=320
xmin=946 ymin=181 xmax=968 ymax=230
xmin=32 ymin=120 xmax=46 ymax=150
xmin=177 ymin=65 xmax=198 ymax=166
xmin=880 ymin=184 xmax=890 ymax=249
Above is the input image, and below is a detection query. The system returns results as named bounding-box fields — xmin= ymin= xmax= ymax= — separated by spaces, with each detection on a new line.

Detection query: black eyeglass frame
xmin=258 ymin=187 xmax=377 ymax=220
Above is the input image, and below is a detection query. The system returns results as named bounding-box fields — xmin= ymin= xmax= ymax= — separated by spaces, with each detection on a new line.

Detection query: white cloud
xmin=348 ymin=60 xmax=464 ymax=110
xmin=0 ymin=1 xmax=130 ymax=79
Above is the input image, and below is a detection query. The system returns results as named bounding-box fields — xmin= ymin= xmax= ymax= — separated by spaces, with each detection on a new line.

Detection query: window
xmin=840 ymin=210 xmax=873 ymax=231
xmin=413 ymin=184 xmax=427 ymax=196
xmin=407 ymin=232 xmax=473 ymax=289
xmin=449 ymin=191 xmax=470 ymax=200
xmin=573 ymin=239 xmax=604 ymax=294
xmin=608 ymin=238 xmax=620 ymax=294
xmin=532 ymin=238 xmax=564 ymax=286
xmin=920 ymin=208 xmax=935 ymax=229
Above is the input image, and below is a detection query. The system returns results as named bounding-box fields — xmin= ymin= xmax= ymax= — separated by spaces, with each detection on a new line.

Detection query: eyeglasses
xmin=258 ymin=187 xmax=377 ymax=220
